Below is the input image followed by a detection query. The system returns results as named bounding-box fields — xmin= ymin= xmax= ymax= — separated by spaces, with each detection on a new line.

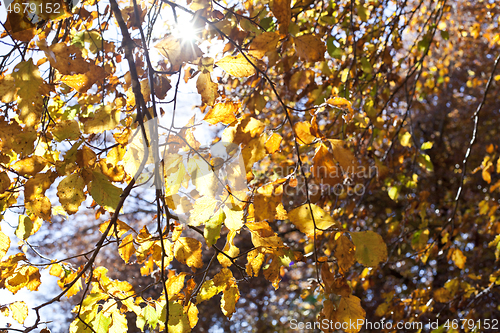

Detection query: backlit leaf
xmin=350 ymin=231 xmax=388 ymax=267
xmin=216 ymin=54 xmax=258 ymax=78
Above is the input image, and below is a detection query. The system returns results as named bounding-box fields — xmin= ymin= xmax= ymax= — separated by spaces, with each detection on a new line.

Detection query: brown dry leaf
xmin=334 ymin=233 xmax=356 ymax=274
xmin=249 ymin=32 xmax=280 ymax=59
xmin=312 ymin=143 xmax=342 ymax=186
xmin=319 ymin=295 xmax=366 ymax=333
xmin=271 ymin=0 xmax=291 ymax=34
xmin=328 ymin=139 xmax=357 ymax=172
xmin=294 ymin=34 xmax=326 ymax=62
xmin=204 ymin=101 xmax=239 ymax=125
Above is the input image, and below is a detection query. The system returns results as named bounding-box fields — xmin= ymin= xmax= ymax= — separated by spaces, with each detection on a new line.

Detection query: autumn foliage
xmin=1 ymin=0 xmax=500 ymax=332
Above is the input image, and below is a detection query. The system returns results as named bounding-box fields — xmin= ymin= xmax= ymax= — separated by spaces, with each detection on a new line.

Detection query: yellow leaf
xmin=221 ymin=286 xmax=240 ymax=318
xmin=188 ymin=197 xmax=219 ymax=226
xmin=197 ymin=72 xmax=218 ymax=106
xmin=288 ymin=204 xmax=338 ymax=238
xmin=0 ymin=230 xmax=10 ymax=259
xmin=246 ymin=249 xmax=265 ymax=277
xmin=350 ymin=231 xmax=388 ymax=267
xmin=451 ymin=248 xmax=466 ymax=269
xmin=119 ymin=234 xmax=136 ymax=263
xmin=10 ymin=301 xmax=28 ymax=325
xmin=174 ymin=237 xmax=203 ymax=269
xmin=242 ymin=134 xmax=268 ymax=171
xmin=265 ymin=133 xmax=282 ymax=154
xmin=0 ymin=73 xmax=17 ymax=103
xmin=57 ymin=173 xmax=85 ymax=215
xmin=294 ymin=121 xmax=316 ymax=145
xmin=327 ymin=97 xmax=353 ymax=113
xmin=99 ymin=219 xmax=132 ymax=238
xmin=249 ymin=32 xmax=280 ymax=59
xmin=294 ymin=34 xmax=326 ymax=62
xmin=166 ymin=272 xmax=188 ymax=299
xmin=204 ymin=101 xmax=239 ymax=125
xmin=155 ymin=36 xmax=203 ymax=68
xmin=51 ymin=120 xmax=81 ymax=142
xmin=216 ymin=54 xmax=258 ymax=78
xmin=223 ymin=206 xmax=244 ymax=231
xmin=0 ymin=119 xmax=36 ymax=156
xmin=60 ymin=65 xmax=106 ymax=93
xmin=89 ymin=171 xmax=122 ymax=212
xmin=39 ymin=42 xmax=90 ymax=75
xmin=81 ymin=103 xmax=121 ymax=134
xmin=271 ymin=0 xmax=291 ymax=34
xmin=15 ymin=215 xmax=33 ymax=240
xmin=246 ymin=222 xmax=284 ymax=248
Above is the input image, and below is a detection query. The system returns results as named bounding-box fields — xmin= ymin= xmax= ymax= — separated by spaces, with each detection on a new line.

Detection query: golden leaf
xmin=265 ymin=133 xmax=282 ymax=154
xmin=288 ymin=204 xmax=338 ymax=238
xmin=166 ymin=272 xmax=188 ymax=299
xmin=81 ymin=103 xmax=121 ymax=134
xmin=12 ymin=156 xmax=47 ymax=176
xmin=246 ymin=222 xmax=284 ymax=249
xmin=57 ymin=173 xmax=85 ymax=215
xmin=51 ymin=120 xmax=81 ymax=142
xmin=221 ymin=285 xmax=240 ymax=318
xmin=174 ymin=237 xmax=203 ymax=269
xmin=118 ymin=234 xmax=136 ymax=263
xmin=294 ymin=121 xmax=316 ymax=145
xmin=450 ymin=248 xmax=467 ymax=269
xmin=216 ymin=54 xmax=258 ymax=78
xmin=204 ymin=101 xmax=239 ymax=125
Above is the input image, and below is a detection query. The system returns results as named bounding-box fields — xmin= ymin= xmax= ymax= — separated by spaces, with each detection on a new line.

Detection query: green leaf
xmin=144 ymin=305 xmax=159 ymax=330
xmin=89 ymin=171 xmax=122 ymax=212
xmin=15 ymin=215 xmax=33 ymax=240
xmin=350 ymin=231 xmax=388 ymax=267
xmin=204 ymin=209 xmax=225 ymax=247
xmin=92 ymin=312 xmax=112 ymax=333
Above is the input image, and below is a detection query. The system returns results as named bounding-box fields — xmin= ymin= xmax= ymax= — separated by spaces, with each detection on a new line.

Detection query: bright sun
xmin=172 ymin=21 xmax=199 ymax=42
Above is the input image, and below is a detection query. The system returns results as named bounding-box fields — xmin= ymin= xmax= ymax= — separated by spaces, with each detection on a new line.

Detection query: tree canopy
xmin=1 ymin=0 xmax=500 ymax=332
